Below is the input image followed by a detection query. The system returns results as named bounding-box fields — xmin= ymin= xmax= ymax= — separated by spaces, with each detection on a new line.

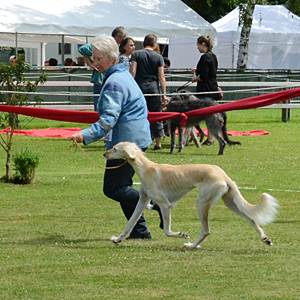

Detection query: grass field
xmin=1 ymin=109 xmax=300 ymax=299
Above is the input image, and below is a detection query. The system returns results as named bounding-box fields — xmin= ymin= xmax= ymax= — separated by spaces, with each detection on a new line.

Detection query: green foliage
xmin=1 ymin=113 xmax=300 ymax=298
xmin=0 ymin=54 xmax=48 ymax=108
xmin=0 ymin=54 xmax=48 ymax=182
xmin=13 ymin=148 xmax=39 ymax=184
xmin=182 ymin=0 xmax=299 ymax=23
xmin=182 ymin=0 xmax=236 ymax=22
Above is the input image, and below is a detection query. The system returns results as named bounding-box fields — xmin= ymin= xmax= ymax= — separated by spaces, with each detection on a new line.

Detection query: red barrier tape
xmin=0 ymin=87 xmax=300 ymax=124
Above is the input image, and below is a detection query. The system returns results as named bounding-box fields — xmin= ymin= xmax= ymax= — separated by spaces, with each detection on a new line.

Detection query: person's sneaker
xmin=152 ymin=145 xmax=162 ymax=150
xmin=202 ymin=139 xmax=214 ymax=146
xmin=127 ymin=232 xmax=152 ymax=240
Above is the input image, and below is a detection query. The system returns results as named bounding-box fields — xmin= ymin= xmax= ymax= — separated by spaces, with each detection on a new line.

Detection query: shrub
xmin=13 ymin=149 xmax=39 ymax=184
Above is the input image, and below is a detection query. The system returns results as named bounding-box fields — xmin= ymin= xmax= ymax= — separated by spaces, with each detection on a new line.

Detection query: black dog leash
xmin=172 ymin=79 xmax=193 ymax=93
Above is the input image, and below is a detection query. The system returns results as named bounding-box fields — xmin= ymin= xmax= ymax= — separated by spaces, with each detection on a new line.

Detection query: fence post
xmin=282 ymin=79 xmax=291 ymax=122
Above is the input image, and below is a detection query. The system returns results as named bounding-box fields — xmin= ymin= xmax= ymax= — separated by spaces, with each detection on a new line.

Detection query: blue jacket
xmin=78 ymin=43 xmax=104 ymax=84
xmin=81 ymin=63 xmax=152 ymax=150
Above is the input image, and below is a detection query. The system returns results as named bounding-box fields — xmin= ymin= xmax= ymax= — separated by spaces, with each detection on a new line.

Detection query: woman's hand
xmin=191 ymin=75 xmax=199 ymax=83
xmin=161 ymin=95 xmax=168 ymax=107
xmin=71 ymin=132 xmax=84 ymax=143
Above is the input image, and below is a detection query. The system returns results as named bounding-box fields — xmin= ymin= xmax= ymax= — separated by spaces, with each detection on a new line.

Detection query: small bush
xmin=13 ymin=149 xmax=40 ymax=184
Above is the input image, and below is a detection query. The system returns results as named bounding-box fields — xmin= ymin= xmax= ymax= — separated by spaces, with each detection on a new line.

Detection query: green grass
xmin=1 ymin=109 xmax=300 ymax=299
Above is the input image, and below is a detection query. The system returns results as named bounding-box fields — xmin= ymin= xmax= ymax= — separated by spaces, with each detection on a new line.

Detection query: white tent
xmin=212 ymin=5 xmax=300 ymax=70
xmin=0 ymin=0 xmax=216 ymax=68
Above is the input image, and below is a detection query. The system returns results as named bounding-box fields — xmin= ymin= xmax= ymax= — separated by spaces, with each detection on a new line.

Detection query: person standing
xmin=130 ymin=34 xmax=167 ymax=150
xmin=111 ymin=26 xmax=128 ymax=45
xmin=192 ymin=35 xmax=219 ymax=146
xmin=119 ymin=37 xmax=136 ymax=71
xmin=9 ymin=55 xmax=16 ymax=64
xmin=79 ymin=26 xmax=128 ymax=111
xmin=72 ymin=36 xmax=153 ymax=240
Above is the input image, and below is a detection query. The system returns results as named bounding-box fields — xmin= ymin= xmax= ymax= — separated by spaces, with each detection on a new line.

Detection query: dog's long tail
xmin=222 ymin=113 xmax=241 ymax=146
xmin=224 ymin=181 xmax=279 ymax=227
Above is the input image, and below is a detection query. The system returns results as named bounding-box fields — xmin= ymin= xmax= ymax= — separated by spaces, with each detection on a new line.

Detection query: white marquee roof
xmin=213 ymin=4 xmax=300 ymax=34
xmin=0 ymin=0 xmax=215 ymax=44
xmin=212 ymin=5 xmax=300 ymax=69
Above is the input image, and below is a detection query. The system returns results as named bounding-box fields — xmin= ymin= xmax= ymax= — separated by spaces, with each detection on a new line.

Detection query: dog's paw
xmin=146 ymin=203 xmax=154 ymax=210
xmin=178 ymin=232 xmax=190 ymax=239
xmin=110 ymin=235 xmax=122 ymax=243
xmin=184 ymin=242 xmax=201 ymax=249
xmin=262 ymin=236 xmax=273 ymax=246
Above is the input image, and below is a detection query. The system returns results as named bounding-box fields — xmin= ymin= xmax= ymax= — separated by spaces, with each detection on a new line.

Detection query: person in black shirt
xmin=131 ymin=34 xmax=167 ymax=150
xmin=192 ymin=35 xmax=219 ymax=146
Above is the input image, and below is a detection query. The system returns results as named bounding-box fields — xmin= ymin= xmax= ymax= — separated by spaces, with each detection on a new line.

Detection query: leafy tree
xmin=0 ymin=55 xmax=47 ymax=182
xmin=182 ymin=0 xmax=299 ymax=23
xmin=183 ymin=0 xmax=299 ymax=70
xmin=182 ymin=0 xmax=236 ymax=23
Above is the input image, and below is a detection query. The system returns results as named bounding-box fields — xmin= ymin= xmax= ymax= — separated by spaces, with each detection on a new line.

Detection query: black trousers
xmin=103 ymin=151 xmax=149 ymax=237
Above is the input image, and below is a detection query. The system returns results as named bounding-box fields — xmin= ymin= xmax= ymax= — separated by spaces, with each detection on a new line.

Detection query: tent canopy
xmin=212 ymin=5 xmax=300 ymax=69
xmin=0 ymin=0 xmax=216 ymax=68
xmin=0 ymin=0 xmax=215 ymax=44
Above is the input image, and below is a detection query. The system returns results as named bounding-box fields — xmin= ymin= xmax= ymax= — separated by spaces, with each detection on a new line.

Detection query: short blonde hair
xmin=93 ymin=36 xmax=119 ymax=64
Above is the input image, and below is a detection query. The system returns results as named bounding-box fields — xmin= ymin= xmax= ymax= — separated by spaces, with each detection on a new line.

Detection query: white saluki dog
xmin=104 ymin=142 xmax=279 ymax=248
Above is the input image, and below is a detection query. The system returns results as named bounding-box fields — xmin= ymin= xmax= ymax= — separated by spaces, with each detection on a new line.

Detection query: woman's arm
xmin=158 ymin=66 xmax=168 ymax=103
xmin=79 ymin=43 xmax=98 ymax=71
xmin=73 ymin=82 xmax=124 ymax=145
xmin=130 ymin=61 xmax=137 ymax=78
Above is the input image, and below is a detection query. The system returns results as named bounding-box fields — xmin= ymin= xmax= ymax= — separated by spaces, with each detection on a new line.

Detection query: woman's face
xmin=124 ymin=39 xmax=135 ymax=56
xmin=92 ymin=48 xmax=115 ymax=73
xmin=197 ymin=42 xmax=206 ymax=53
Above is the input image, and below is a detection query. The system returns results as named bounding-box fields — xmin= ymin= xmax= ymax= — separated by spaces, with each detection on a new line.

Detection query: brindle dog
xmin=165 ymin=92 xmax=241 ymax=155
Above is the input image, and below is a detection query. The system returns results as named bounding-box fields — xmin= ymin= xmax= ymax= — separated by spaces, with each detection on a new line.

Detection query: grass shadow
xmin=11 ymin=234 xmax=106 ymax=247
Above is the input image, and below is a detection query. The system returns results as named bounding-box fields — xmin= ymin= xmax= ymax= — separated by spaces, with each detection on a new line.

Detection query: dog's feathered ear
xmin=123 ymin=144 xmax=139 ymax=160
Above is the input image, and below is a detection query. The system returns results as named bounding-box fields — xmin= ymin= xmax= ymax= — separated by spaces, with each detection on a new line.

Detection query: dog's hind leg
xmin=207 ymin=124 xmax=226 ymax=155
xmin=215 ymin=135 xmax=226 ymax=155
xmin=184 ymin=183 xmax=228 ymax=249
xmin=111 ymin=193 xmax=151 ymax=243
xmin=222 ymin=194 xmax=273 ymax=245
xmin=195 ymin=124 xmax=205 ymax=143
xmin=221 ymin=113 xmax=241 ymax=146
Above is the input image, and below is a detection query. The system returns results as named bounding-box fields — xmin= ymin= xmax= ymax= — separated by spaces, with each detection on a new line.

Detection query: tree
xmin=182 ymin=0 xmax=236 ymax=23
xmin=236 ymin=0 xmax=256 ymax=71
xmin=183 ymin=0 xmax=299 ymax=71
xmin=0 ymin=55 xmax=47 ymax=182
xmin=182 ymin=0 xmax=299 ymax=23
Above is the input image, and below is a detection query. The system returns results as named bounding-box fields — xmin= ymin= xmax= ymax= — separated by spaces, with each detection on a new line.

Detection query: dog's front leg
xmin=178 ymin=126 xmax=184 ymax=153
xmin=111 ymin=196 xmax=150 ymax=244
xmin=170 ymin=124 xmax=177 ymax=154
xmin=160 ymin=205 xmax=190 ymax=239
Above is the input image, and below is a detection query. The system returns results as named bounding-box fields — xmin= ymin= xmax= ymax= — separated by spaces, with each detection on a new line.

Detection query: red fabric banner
xmin=0 ymin=127 xmax=269 ymax=139
xmin=0 ymin=87 xmax=299 ymax=124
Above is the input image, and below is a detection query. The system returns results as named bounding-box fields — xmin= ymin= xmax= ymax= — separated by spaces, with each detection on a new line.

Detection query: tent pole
xmin=232 ymin=43 xmax=234 ymax=69
xmin=15 ymin=32 xmax=18 ymax=59
xmin=61 ymin=35 xmax=65 ymax=65
xmin=41 ymin=42 xmax=46 ymax=67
